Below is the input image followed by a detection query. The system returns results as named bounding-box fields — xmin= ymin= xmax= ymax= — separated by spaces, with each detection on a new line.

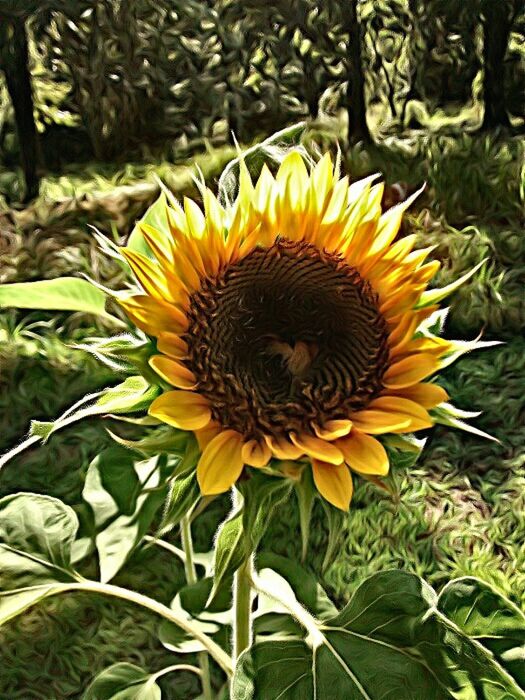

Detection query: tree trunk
xmin=346 ymin=0 xmax=371 ymax=144
xmin=481 ymin=0 xmax=511 ymax=129
xmin=0 ymin=15 xmax=40 ymax=201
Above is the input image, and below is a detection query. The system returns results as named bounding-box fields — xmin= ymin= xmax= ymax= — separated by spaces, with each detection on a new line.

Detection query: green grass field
xmin=0 ymin=125 xmax=524 ymax=699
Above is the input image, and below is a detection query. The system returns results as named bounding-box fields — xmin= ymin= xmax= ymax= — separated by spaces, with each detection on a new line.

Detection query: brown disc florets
xmin=183 ymin=238 xmax=390 ymax=441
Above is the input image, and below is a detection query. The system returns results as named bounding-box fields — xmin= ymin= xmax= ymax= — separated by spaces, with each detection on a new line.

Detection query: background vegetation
xmin=0 ymin=0 xmax=524 ymax=698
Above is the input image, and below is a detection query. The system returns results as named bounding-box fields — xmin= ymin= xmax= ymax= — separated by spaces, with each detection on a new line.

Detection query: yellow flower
xmin=119 ymin=152 xmax=457 ymax=511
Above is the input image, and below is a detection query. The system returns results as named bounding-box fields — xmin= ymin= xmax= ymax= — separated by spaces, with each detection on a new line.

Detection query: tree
xmin=481 ymin=0 xmax=513 ymax=129
xmin=345 ymin=0 xmax=371 ymax=144
xmin=0 ymin=10 xmax=39 ymax=201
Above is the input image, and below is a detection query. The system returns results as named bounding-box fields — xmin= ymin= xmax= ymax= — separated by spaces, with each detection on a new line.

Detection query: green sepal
xmin=74 ymin=334 xmax=158 ymax=381
xmin=320 ymin=498 xmax=347 ymax=572
xmin=108 ymin=425 xmax=188 ymax=456
xmin=239 ymin=471 xmax=294 ymax=554
xmin=159 ymin=471 xmax=200 ymax=536
xmin=293 ymin=467 xmax=316 ymax=562
xmin=207 ymin=504 xmax=246 ymax=605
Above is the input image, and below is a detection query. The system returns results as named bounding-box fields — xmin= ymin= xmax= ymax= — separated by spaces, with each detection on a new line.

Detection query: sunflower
xmin=118 ymin=151 xmax=475 ymax=511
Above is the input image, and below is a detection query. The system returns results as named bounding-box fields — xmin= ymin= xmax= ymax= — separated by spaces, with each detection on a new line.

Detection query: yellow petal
xmin=184 ymin=197 xmax=206 ymax=238
xmin=197 ymin=430 xmax=244 ymax=495
xmin=138 ymin=223 xmax=174 ymax=268
xmin=312 ymin=460 xmax=353 ymax=511
xmin=254 ymin=163 xmax=275 ymax=205
xmin=369 ymin=396 xmax=433 ymax=431
xmin=149 ymin=391 xmax=211 ymax=430
xmin=241 ymin=439 xmax=272 ymax=468
xmin=149 ymin=355 xmax=197 ymax=389
xmin=388 ymin=312 xmax=418 ymax=353
xmin=349 ymin=410 xmax=411 ymax=435
xmin=265 ymin=435 xmax=304 ymax=460
xmin=383 ymin=354 xmax=440 ymax=389
xmin=402 ymin=336 xmax=452 ymax=357
xmin=194 ymin=421 xmax=222 ymax=451
xmin=157 ymin=332 xmax=188 ymax=359
xmin=203 ymin=188 xmax=226 ymax=237
xmin=367 ymin=185 xmax=424 ymax=257
xmin=322 ymin=176 xmax=349 ymax=225
xmin=290 ymin=433 xmax=344 ymax=465
xmin=118 ymin=295 xmax=188 ymax=336
xmin=277 ymin=150 xmax=308 ymax=186
xmin=337 ymin=430 xmax=389 ymax=475
xmin=313 ymin=420 xmax=353 ymax=441
xmin=310 ymin=152 xmax=334 ymax=214
xmin=121 ymin=247 xmax=173 ymax=302
xmin=389 ymin=382 xmax=449 ymax=409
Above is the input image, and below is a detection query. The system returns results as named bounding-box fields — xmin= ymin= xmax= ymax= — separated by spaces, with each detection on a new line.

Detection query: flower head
xmin=119 ymin=151 xmax=482 ymax=510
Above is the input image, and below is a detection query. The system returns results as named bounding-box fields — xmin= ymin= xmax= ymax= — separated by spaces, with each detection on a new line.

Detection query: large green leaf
xmin=83 ymin=662 xmax=161 ymax=700
xmin=232 ymin=571 xmax=525 ymax=700
xmin=83 ymin=451 xmax=170 ymax=582
xmin=0 ymin=277 xmax=115 ymax=319
xmin=438 ymin=577 xmax=525 ymax=688
xmin=0 ymin=493 xmax=79 ymax=625
xmin=256 ymin=553 xmax=337 ymax=621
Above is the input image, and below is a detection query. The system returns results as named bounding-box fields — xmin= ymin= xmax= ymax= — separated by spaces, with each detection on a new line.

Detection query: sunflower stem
xmin=180 ymin=514 xmax=213 ymax=700
xmin=232 ymin=487 xmax=253 ymax=663
xmin=233 ymin=554 xmax=253 ymax=661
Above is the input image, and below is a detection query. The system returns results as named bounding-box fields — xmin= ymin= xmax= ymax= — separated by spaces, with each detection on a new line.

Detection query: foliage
xmin=0 ymin=0 xmax=524 ymax=173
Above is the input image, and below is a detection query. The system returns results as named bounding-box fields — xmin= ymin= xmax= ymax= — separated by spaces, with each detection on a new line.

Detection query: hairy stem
xmin=66 ymin=580 xmax=232 ymax=675
xmin=180 ymin=514 xmax=213 ymax=700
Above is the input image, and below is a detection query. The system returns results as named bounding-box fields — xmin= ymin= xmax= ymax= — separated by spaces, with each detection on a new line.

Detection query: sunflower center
xmin=185 ymin=238 xmax=389 ymax=440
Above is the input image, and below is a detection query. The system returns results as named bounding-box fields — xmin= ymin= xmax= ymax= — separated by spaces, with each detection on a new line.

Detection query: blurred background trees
xmin=0 ymin=0 xmax=524 ymax=200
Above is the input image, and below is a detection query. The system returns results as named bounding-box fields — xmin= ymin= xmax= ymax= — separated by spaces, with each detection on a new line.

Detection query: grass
xmin=0 ymin=120 xmax=524 ymax=698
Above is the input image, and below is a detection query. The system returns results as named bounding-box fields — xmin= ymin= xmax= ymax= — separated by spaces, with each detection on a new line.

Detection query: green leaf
xmin=0 ymin=377 xmax=159 ymax=471
xmin=83 ymin=448 xmax=141 ymax=526
xmin=320 ymin=499 xmax=347 ymax=572
xmin=438 ymin=577 xmax=525 ymax=687
xmin=217 ymin=122 xmax=306 ymax=206
xmin=0 ymin=493 xmax=78 ymax=576
xmin=83 ymin=662 xmax=161 ymax=700
xmin=83 ymin=452 xmax=170 ymax=582
xmin=232 ymin=570 xmax=525 ymax=700
xmin=159 ymin=579 xmax=228 ymax=655
xmin=0 ymin=277 xmax=115 ymax=320
xmin=127 ymin=192 xmax=171 ymax=260
xmin=0 ymin=493 xmax=79 ymax=625
xmin=208 ymin=505 xmax=246 ymax=604
xmin=256 ymin=554 xmax=336 ymax=620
